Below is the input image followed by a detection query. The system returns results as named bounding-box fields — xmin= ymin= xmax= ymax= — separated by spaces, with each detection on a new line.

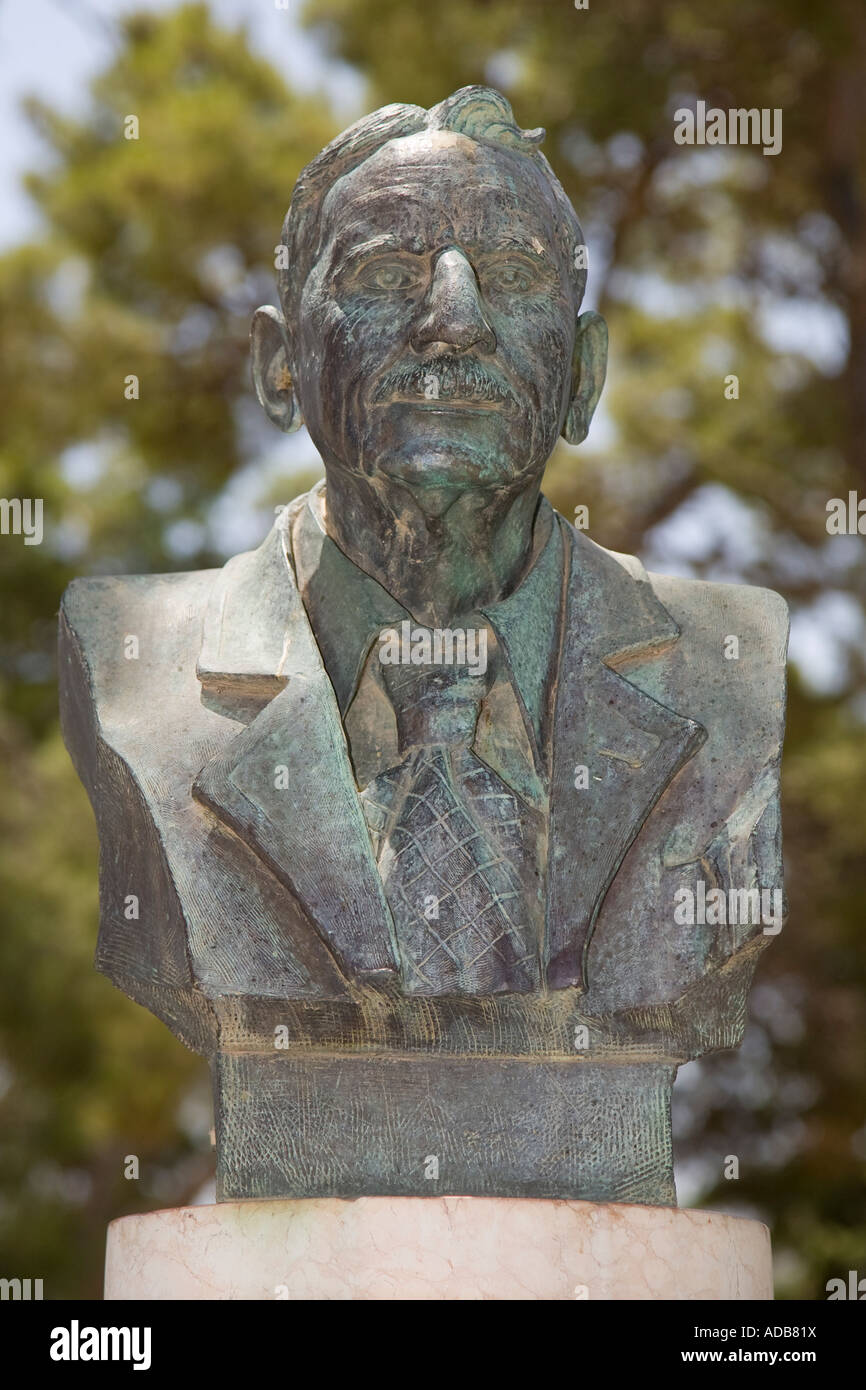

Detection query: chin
xmin=356 ymin=402 xmax=528 ymax=489
xmin=374 ymin=444 xmax=520 ymax=494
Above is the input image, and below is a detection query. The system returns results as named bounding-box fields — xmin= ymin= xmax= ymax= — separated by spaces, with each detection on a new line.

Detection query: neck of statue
xmin=321 ymin=468 xmax=542 ymax=628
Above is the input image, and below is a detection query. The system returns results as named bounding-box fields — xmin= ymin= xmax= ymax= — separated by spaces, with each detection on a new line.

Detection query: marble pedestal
xmin=104 ymin=1197 xmax=772 ymax=1300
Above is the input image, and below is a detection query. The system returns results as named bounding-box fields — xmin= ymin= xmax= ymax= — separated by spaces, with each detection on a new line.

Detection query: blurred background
xmin=0 ymin=0 xmax=864 ymax=1299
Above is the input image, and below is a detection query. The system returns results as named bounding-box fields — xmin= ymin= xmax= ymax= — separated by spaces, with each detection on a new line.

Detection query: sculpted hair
xmin=276 ymin=85 xmax=587 ymax=325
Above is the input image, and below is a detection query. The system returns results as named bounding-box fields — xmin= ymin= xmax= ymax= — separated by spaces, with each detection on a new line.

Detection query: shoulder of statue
xmin=559 ymin=537 xmax=789 ymax=772
xmin=580 ymin=530 xmax=790 ymax=659
xmin=58 ymin=567 xmax=221 ymax=765
xmin=58 ymin=565 xmax=225 ymax=843
xmin=58 ymin=488 xmax=307 ymax=658
xmin=60 ymin=567 xmax=219 ymax=662
xmin=644 ymin=569 xmax=789 ymax=668
xmin=633 ymin=570 xmax=788 ymax=812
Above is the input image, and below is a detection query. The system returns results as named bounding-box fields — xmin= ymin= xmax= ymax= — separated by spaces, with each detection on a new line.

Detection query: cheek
xmin=306 ymin=294 xmax=415 ymax=383
xmin=498 ymin=307 xmax=573 ymax=410
xmin=514 ymin=298 xmax=572 ymax=357
xmin=333 ymin=293 xmax=419 ymax=359
xmin=295 ymin=302 xmax=358 ymax=431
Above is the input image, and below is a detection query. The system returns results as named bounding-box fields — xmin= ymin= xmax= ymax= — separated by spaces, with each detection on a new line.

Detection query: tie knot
xmin=377 ymin=622 xmax=493 ymax=750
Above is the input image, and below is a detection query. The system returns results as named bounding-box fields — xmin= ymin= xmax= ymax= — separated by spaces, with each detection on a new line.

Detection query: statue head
xmin=252 ymin=86 xmax=607 ymax=506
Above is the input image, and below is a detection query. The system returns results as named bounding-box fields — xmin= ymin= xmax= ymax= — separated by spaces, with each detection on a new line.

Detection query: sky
xmin=0 ymin=0 xmax=364 ymax=251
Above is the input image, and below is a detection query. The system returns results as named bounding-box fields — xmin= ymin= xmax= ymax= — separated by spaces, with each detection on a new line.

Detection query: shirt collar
xmin=290 ymin=480 xmax=565 ymax=750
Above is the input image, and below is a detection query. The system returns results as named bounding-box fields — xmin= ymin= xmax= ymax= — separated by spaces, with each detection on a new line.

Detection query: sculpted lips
xmin=371 ymin=353 xmax=520 ymax=416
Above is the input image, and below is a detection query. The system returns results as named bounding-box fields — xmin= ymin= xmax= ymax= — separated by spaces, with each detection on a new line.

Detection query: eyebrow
xmin=335 ymin=234 xmax=419 ymax=266
xmin=331 ymin=231 xmax=555 ymax=270
xmin=479 ymin=235 xmax=553 ymax=260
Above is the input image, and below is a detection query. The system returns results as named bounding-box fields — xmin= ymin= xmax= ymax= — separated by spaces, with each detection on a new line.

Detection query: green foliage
xmin=1 ymin=0 xmax=864 ymax=1297
xmin=0 ymin=3 xmax=335 ymax=1294
xmin=0 ymin=709 xmax=211 ymax=1297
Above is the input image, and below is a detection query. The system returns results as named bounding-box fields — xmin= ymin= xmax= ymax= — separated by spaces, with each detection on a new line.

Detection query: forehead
xmin=318 ymin=129 xmax=562 ymax=252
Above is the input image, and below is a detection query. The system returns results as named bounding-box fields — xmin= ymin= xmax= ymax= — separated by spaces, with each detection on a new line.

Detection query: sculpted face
xmin=293 ymin=130 xmax=579 ymax=497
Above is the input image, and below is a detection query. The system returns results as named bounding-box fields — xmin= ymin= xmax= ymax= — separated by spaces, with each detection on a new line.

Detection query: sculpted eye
xmin=356 ymin=260 xmax=421 ymax=293
xmin=482 ymin=261 xmax=536 ymax=294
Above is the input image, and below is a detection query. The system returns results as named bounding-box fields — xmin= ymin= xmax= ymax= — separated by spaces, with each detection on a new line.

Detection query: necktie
xmin=360 ymin=632 xmax=544 ymax=996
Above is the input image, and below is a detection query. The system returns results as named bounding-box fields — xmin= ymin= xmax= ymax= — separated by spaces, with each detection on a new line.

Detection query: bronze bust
xmin=59 ymin=87 xmax=788 ymax=1205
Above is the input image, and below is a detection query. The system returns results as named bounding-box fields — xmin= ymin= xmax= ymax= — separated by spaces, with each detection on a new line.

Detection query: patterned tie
xmin=360 ymin=631 xmax=543 ymax=996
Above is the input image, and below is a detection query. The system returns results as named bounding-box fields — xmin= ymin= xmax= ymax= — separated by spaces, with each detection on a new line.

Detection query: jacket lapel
xmin=546 ymin=521 xmax=706 ymax=992
xmin=193 ymin=504 xmax=399 ymax=985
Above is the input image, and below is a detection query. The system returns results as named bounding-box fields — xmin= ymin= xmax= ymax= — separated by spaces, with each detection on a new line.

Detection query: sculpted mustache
xmin=372 ymin=356 xmax=518 ymax=406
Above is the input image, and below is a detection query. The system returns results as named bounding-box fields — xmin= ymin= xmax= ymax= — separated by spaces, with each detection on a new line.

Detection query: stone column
xmin=104 ymin=1197 xmax=772 ymax=1300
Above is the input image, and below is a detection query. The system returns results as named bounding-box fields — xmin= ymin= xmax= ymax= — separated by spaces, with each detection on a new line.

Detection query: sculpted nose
xmin=410 ymin=249 xmax=497 ymax=355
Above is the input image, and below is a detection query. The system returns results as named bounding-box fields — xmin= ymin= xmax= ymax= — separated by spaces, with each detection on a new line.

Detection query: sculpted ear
xmin=250 ymin=305 xmax=303 ymax=433
xmin=563 ymin=310 xmax=608 ymax=446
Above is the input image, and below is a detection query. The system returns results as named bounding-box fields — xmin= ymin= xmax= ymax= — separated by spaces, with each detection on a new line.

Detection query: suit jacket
xmin=58 ymin=494 xmax=788 ymax=1066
